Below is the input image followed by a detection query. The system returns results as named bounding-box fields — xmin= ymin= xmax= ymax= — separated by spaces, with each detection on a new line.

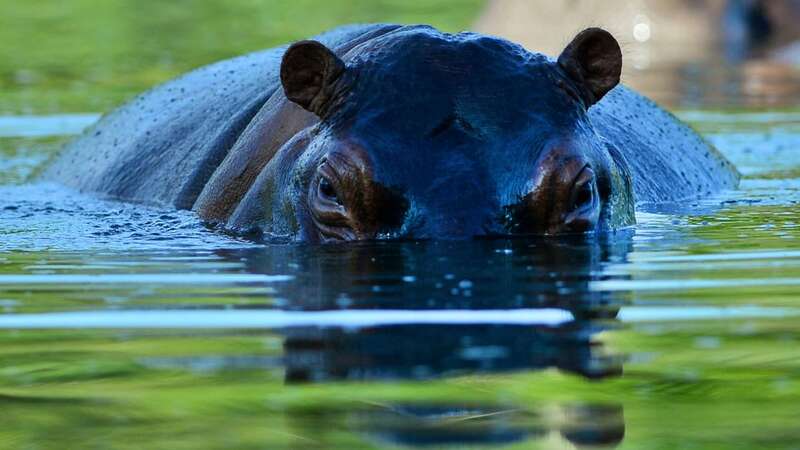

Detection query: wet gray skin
xmin=45 ymin=24 xmax=739 ymax=242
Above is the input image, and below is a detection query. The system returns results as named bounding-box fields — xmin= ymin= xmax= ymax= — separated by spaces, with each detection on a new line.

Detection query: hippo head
xmin=256 ymin=26 xmax=635 ymax=242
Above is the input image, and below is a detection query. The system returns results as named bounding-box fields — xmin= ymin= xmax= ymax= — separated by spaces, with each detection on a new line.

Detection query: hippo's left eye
xmin=309 ymin=158 xmax=359 ymax=242
xmin=318 ymin=176 xmax=341 ymax=205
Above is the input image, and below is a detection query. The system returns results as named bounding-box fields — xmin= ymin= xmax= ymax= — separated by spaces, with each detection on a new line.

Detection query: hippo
xmin=45 ymin=24 xmax=739 ymax=242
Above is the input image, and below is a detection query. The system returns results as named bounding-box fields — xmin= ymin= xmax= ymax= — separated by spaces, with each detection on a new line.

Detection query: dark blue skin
xmin=46 ymin=24 xmax=739 ymax=242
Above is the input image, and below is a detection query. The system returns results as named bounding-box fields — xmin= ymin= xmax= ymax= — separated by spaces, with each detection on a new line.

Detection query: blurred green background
xmin=0 ymin=0 xmax=483 ymax=114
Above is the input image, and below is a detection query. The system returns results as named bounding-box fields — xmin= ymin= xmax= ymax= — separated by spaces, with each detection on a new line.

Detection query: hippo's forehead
xmin=334 ymin=28 xmax=586 ymax=205
xmin=341 ymin=28 xmax=578 ymax=133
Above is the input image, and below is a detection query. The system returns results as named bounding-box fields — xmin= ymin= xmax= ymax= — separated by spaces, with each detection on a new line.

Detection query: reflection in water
xmin=224 ymin=235 xmax=633 ymax=316
xmin=350 ymin=403 xmax=625 ymax=449
xmin=280 ymin=319 xmax=626 ymax=447
xmin=283 ymin=323 xmax=621 ymax=383
xmin=228 ymin=237 xmax=632 ymax=448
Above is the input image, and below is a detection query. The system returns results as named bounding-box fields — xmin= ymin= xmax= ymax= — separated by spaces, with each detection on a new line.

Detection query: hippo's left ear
xmin=280 ymin=40 xmax=346 ymax=117
xmin=557 ymin=28 xmax=622 ymax=107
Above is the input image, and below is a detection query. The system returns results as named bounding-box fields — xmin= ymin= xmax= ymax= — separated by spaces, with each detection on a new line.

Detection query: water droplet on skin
xmin=335 ymin=294 xmax=353 ymax=308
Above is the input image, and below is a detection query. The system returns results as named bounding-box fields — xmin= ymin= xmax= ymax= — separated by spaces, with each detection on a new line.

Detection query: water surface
xmin=0 ymin=109 xmax=799 ymax=449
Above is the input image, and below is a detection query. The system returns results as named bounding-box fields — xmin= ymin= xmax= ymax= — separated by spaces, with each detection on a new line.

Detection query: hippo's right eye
xmin=309 ymin=159 xmax=356 ymax=242
xmin=570 ymin=167 xmax=597 ymax=213
xmin=318 ymin=176 xmax=341 ymax=205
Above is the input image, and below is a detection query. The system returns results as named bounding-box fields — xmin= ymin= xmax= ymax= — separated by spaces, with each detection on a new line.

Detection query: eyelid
xmin=313 ymin=175 xmax=345 ymax=210
xmin=318 ymin=175 xmax=339 ymax=202
xmin=571 ymin=166 xmax=595 ymax=199
xmin=317 ymin=159 xmax=338 ymax=183
xmin=573 ymin=165 xmax=594 ymax=186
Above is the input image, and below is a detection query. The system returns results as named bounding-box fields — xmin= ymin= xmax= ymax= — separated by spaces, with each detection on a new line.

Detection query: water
xmin=0 ymin=111 xmax=798 ymax=450
xmin=3 ymin=3 xmax=800 ymax=449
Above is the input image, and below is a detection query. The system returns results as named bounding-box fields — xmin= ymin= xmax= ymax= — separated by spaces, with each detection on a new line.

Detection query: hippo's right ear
xmin=280 ymin=40 xmax=346 ymax=117
xmin=557 ymin=28 xmax=622 ymax=107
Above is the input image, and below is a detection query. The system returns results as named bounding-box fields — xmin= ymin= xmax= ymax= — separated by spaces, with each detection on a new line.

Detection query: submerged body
xmin=46 ymin=24 xmax=739 ymax=242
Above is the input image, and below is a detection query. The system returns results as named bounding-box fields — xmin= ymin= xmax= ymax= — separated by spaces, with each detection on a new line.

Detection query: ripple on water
xmin=0 ymin=183 xmax=257 ymax=252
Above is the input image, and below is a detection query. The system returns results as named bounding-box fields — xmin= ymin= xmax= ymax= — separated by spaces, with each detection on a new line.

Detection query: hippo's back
xmin=44 ymin=24 xmax=396 ymax=209
xmin=590 ymin=86 xmax=739 ymax=204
